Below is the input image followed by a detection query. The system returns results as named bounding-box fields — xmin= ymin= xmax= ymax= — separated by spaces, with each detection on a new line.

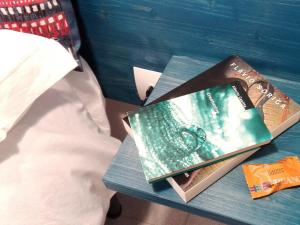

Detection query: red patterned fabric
xmin=0 ymin=0 xmax=46 ymax=7
xmin=0 ymin=0 xmax=81 ymax=68
xmin=0 ymin=12 xmax=70 ymax=38
xmin=0 ymin=0 xmax=70 ymax=39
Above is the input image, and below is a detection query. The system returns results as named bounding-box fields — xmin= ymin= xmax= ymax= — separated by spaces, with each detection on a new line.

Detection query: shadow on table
xmin=151 ymin=179 xmax=171 ymax=192
xmin=245 ymin=143 xmax=280 ymax=163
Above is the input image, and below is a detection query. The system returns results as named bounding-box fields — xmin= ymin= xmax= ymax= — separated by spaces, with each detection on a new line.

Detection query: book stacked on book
xmin=125 ymin=55 xmax=300 ymax=202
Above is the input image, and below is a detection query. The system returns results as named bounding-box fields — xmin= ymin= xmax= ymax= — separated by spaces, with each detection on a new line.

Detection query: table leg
xmin=107 ymin=194 xmax=122 ymax=219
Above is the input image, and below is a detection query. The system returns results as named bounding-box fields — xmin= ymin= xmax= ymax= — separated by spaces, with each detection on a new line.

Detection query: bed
xmin=0 ymin=30 xmax=120 ymax=225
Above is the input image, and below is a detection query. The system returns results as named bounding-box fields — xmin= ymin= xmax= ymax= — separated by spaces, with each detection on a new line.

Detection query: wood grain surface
xmin=103 ymin=56 xmax=300 ymax=225
xmin=74 ymin=0 xmax=300 ymax=103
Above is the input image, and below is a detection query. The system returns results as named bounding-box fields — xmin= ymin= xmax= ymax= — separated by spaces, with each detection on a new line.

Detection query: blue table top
xmin=103 ymin=56 xmax=300 ymax=225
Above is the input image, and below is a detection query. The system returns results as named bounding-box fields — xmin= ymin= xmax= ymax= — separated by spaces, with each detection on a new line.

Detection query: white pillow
xmin=0 ymin=30 xmax=77 ymax=142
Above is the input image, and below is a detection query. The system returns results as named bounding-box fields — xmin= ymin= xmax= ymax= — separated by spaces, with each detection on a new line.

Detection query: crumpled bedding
xmin=0 ymin=30 xmax=77 ymax=142
xmin=0 ymin=31 xmax=120 ymax=225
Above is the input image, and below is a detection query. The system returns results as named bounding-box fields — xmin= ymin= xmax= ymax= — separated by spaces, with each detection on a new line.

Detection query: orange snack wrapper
xmin=243 ymin=156 xmax=300 ymax=199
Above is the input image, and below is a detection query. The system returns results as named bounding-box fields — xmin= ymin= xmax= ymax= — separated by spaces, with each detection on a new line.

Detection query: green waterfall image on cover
xmin=128 ymin=83 xmax=272 ymax=182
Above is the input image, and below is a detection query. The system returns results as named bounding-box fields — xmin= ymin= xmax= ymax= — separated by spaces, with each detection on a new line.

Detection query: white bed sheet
xmin=0 ymin=62 xmax=120 ymax=225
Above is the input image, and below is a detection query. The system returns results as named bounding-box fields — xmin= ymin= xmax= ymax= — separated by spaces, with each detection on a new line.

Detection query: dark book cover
xmin=123 ymin=55 xmax=300 ymax=197
xmin=161 ymin=55 xmax=300 ymax=202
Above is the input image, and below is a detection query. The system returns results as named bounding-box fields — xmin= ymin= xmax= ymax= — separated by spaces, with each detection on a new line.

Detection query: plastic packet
xmin=243 ymin=156 xmax=300 ymax=199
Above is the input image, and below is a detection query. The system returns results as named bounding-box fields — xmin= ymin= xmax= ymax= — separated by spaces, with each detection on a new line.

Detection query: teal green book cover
xmin=128 ymin=82 xmax=272 ymax=183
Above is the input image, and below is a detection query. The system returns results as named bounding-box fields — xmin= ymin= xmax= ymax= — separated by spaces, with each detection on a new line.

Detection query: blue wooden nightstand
xmin=103 ymin=56 xmax=300 ymax=225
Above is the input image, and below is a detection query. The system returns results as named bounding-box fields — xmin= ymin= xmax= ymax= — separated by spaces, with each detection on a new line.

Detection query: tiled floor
xmin=105 ymin=193 xmax=227 ymax=225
